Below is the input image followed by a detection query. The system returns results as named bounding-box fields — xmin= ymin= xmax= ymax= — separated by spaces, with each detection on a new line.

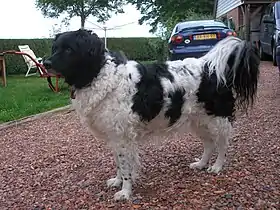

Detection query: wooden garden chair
xmin=18 ymin=45 xmax=43 ymax=77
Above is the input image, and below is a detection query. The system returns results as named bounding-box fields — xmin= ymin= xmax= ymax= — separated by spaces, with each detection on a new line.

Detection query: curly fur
xmin=44 ymin=29 xmax=260 ymax=201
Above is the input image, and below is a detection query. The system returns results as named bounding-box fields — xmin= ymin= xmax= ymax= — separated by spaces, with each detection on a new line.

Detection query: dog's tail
xmin=200 ymin=36 xmax=260 ymax=110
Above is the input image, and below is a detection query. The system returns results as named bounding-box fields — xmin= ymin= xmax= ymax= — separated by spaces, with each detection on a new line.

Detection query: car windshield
xmin=177 ymin=21 xmax=227 ymax=32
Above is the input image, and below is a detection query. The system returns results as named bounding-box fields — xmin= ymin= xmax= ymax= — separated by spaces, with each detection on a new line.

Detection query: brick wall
xmin=226 ymin=7 xmax=241 ymax=30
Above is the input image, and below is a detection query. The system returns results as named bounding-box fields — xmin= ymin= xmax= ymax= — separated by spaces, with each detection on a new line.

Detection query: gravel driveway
xmin=0 ymin=62 xmax=279 ymax=210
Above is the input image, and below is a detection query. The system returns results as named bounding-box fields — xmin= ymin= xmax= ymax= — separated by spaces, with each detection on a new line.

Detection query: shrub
xmin=105 ymin=37 xmax=163 ymax=61
xmin=0 ymin=39 xmax=52 ymax=74
xmin=0 ymin=37 xmax=166 ymax=75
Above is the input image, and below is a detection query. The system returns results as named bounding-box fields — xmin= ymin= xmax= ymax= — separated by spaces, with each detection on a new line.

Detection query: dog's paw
xmin=189 ymin=161 xmax=207 ymax=170
xmin=113 ymin=189 xmax=131 ymax=201
xmin=107 ymin=177 xmax=122 ymax=188
xmin=207 ymin=165 xmax=223 ymax=174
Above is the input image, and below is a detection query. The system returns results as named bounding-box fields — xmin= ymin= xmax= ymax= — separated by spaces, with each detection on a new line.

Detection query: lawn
xmin=0 ymin=61 xmax=157 ymax=123
xmin=0 ymin=75 xmax=70 ymax=123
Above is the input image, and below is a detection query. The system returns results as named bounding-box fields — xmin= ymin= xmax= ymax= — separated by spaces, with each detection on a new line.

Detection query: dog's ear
xmin=75 ymin=29 xmax=105 ymax=58
xmin=51 ymin=33 xmax=62 ymax=54
xmin=87 ymin=33 xmax=105 ymax=57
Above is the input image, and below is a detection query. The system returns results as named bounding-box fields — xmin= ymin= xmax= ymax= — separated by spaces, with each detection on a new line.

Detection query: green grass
xmin=0 ymin=60 xmax=155 ymax=123
xmin=0 ymin=75 xmax=70 ymax=123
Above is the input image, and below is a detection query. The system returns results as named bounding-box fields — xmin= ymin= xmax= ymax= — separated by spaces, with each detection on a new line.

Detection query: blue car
xmin=259 ymin=1 xmax=280 ymax=69
xmin=168 ymin=19 xmax=237 ymax=61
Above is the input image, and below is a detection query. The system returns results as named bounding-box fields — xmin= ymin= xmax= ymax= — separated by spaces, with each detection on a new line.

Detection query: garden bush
xmin=0 ymin=37 xmax=166 ymax=75
xmin=0 ymin=39 xmax=53 ymax=74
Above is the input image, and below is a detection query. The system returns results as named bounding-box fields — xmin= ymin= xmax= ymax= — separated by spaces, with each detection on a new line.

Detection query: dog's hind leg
xmin=189 ymin=125 xmax=215 ymax=170
xmin=112 ymin=142 xmax=139 ymax=201
xmin=107 ymin=153 xmax=123 ymax=188
xmin=207 ymin=118 xmax=232 ymax=174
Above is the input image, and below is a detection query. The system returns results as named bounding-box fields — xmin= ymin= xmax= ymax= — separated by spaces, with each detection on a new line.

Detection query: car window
xmin=179 ymin=25 xmax=227 ymax=33
xmin=168 ymin=25 xmax=179 ymax=42
xmin=170 ymin=25 xmax=178 ymax=36
xmin=271 ymin=5 xmax=275 ymax=17
xmin=177 ymin=21 xmax=227 ymax=32
xmin=265 ymin=4 xmax=272 ymax=15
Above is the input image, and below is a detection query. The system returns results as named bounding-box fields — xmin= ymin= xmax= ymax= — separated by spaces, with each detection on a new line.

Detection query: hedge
xmin=0 ymin=37 xmax=167 ymax=75
xmin=105 ymin=37 xmax=168 ymax=61
xmin=0 ymin=39 xmax=53 ymax=75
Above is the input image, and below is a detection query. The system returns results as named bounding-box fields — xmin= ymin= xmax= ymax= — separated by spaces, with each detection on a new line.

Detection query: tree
xmin=127 ymin=0 xmax=215 ymax=33
xmin=48 ymin=22 xmax=70 ymax=38
xmin=36 ymin=0 xmax=125 ymax=29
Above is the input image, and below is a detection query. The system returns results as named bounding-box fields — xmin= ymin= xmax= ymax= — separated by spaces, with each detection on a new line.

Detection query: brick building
xmin=213 ymin=0 xmax=272 ymax=41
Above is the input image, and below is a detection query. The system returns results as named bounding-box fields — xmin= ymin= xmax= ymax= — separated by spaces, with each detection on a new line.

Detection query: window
xmin=265 ymin=4 xmax=271 ymax=15
xmin=271 ymin=5 xmax=275 ymax=17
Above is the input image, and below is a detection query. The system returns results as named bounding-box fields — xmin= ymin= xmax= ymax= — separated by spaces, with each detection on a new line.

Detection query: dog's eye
xmin=65 ymin=48 xmax=72 ymax=53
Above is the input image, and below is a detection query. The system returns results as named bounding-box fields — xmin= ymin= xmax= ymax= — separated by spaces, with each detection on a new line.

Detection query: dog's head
xmin=44 ymin=29 xmax=106 ymax=88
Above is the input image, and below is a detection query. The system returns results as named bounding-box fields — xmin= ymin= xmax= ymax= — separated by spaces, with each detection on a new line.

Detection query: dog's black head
xmin=44 ymin=29 xmax=106 ymax=89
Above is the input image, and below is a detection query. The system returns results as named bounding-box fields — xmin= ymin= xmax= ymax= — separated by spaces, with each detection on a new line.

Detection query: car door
xmin=267 ymin=4 xmax=276 ymax=55
xmin=261 ymin=4 xmax=274 ymax=54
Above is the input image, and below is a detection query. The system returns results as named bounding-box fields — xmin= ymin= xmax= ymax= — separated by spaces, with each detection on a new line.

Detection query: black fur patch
xmin=230 ymin=42 xmax=260 ymax=110
xmin=131 ymin=63 xmax=174 ymax=122
xmin=197 ymin=40 xmax=259 ymax=120
xmin=197 ymin=65 xmax=235 ymax=119
xmin=165 ymin=89 xmax=186 ymax=126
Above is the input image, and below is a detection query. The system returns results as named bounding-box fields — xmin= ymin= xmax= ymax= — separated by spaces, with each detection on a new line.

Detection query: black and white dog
xmin=44 ymin=29 xmax=260 ymax=201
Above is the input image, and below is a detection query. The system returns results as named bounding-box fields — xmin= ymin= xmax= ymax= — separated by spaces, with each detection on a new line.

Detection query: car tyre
xmin=272 ymin=44 xmax=277 ymax=66
xmin=259 ymin=43 xmax=268 ymax=61
xmin=169 ymin=54 xmax=178 ymax=61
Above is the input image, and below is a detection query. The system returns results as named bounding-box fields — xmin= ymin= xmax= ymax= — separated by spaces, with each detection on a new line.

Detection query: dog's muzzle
xmin=43 ymin=59 xmax=58 ymax=75
xmin=43 ymin=59 xmax=52 ymax=70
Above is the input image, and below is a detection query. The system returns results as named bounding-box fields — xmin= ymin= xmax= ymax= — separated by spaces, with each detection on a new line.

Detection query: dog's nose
xmin=43 ymin=59 xmax=52 ymax=69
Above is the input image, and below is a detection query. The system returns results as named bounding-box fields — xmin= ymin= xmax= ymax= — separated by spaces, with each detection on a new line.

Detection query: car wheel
xmin=169 ymin=54 xmax=177 ymax=61
xmin=259 ymin=43 xmax=267 ymax=60
xmin=272 ymin=44 xmax=277 ymax=66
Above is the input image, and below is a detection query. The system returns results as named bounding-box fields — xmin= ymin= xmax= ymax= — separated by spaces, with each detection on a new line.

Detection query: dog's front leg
xmin=207 ymin=120 xmax=232 ymax=174
xmin=107 ymin=153 xmax=123 ymax=188
xmin=112 ymin=145 xmax=138 ymax=201
xmin=207 ymin=135 xmax=229 ymax=174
